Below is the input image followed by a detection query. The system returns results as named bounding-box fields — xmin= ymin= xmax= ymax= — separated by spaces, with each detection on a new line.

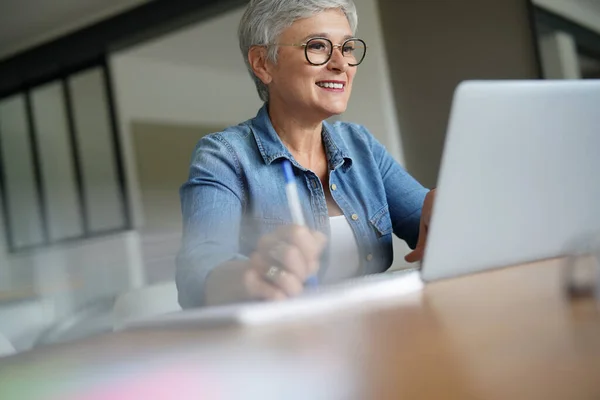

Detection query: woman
xmin=176 ymin=0 xmax=435 ymax=308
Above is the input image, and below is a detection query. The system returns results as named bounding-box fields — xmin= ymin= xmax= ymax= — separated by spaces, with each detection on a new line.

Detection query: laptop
xmin=421 ymin=79 xmax=600 ymax=282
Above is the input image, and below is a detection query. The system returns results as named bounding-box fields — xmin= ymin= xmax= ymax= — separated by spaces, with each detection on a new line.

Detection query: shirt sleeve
xmin=176 ymin=133 xmax=246 ymax=308
xmin=363 ymin=127 xmax=429 ymax=249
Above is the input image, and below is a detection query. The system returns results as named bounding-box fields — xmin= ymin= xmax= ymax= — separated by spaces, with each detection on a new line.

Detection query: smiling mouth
xmin=316 ymin=81 xmax=345 ymax=90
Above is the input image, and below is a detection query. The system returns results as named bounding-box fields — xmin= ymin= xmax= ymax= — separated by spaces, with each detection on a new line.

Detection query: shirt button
xmin=366 ymin=254 xmax=373 ymax=262
xmin=351 ymin=214 xmax=359 ymax=221
xmin=331 ymin=184 xmax=337 ymax=191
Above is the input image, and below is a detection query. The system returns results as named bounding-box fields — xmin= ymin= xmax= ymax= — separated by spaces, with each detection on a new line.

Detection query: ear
xmin=248 ymin=46 xmax=273 ymax=85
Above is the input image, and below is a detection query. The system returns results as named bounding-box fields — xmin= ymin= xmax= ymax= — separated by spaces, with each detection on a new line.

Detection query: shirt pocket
xmin=369 ymin=205 xmax=393 ymax=238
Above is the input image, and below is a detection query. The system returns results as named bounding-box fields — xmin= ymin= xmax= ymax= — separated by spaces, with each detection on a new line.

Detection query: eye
xmin=306 ymin=39 xmax=329 ymax=52
xmin=343 ymin=40 xmax=358 ymax=54
xmin=342 ymin=44 xmax=355 ymax=53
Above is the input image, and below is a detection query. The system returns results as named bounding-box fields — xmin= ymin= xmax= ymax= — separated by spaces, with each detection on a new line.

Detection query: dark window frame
xmin=534 ymin=5 xmax=600 ymax=67
xmin=0 ymin=59 xmax=131 ymax=252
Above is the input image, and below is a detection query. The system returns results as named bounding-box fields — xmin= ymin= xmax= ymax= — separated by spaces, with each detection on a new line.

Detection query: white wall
xmin=344 ymin=0 xmax=404 ymax=164
xmin=110 ymin=55 xmax=263 ymax=232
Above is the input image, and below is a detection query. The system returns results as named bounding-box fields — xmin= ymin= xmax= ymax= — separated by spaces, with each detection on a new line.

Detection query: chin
xmin=317 ymin=103 xmax=348 ymax=119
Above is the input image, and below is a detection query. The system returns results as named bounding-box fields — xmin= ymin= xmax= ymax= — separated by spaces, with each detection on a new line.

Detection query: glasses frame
xmin=274 ymin=37 xmax=367 ymax=66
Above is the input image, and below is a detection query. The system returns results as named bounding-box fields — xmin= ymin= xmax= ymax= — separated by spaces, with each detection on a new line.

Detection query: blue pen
xmin=282 ymin=160 xmax=319 ymax=287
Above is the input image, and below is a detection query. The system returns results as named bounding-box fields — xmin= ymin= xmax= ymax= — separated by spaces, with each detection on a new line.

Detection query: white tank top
xmin=322 ymin=215 xmax=362 ymax=284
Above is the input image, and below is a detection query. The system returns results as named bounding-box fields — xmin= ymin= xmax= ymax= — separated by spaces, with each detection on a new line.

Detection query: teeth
xmin=317 ymin=82 xmax=344 ymax=89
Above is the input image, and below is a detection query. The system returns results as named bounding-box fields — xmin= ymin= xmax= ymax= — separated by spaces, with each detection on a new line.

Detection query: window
xmin=534 ymin=6 xmax=600 ymax=80
xmin=0 ymin=62 xmax=130 ymax=252
xmin=578 ymin=53 xmax=600 ymax=78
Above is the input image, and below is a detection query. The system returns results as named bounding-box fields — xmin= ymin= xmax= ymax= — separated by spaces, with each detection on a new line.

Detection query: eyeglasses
xmin=275 ymin=37 xmax=367 ymax=66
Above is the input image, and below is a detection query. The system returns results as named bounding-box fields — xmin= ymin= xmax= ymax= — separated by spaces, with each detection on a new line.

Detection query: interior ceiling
xmin=3 ymin=0 xmax=599 ymax=74
xmin=122 ymin=5 xmax=247 ymax=74
xmin=0 ymin=0 xmax=151 ymax=59
xmin=0 ymin=0 xmax=247 ymax=74
xmin=578 ymin=0 xmax=600 ymax=14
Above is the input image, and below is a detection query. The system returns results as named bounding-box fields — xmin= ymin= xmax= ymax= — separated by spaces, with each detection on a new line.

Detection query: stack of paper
xmin=122 ymin=270 xmax=423 ymax=330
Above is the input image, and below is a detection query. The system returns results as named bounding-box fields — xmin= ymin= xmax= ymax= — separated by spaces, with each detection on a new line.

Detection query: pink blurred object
xmin=66 ymin=364 xmax=220 ymax=400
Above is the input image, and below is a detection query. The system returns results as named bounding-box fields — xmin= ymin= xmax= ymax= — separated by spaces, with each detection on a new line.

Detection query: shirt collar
xmin=250 ymin=103 xmax=353 ymax=171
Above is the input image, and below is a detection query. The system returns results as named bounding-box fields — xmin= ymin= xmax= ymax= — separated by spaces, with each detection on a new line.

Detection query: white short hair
xmin=238 ymin=0 xmax=358 ymax=102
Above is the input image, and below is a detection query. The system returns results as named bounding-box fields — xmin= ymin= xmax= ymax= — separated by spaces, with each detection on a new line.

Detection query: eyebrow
xmin=300 ymin=33 xmax=354 ymax=42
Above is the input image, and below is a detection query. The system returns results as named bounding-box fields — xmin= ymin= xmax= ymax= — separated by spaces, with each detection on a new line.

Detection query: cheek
xmin=297 ymin=70 xmax=322 ymax=93
xmin=290 ymin=67 xmax=316 ymax=85
xmin=346 ymin=72 xmax=357 ymax=92
xmin=347 ymin=69 xmax=357 ymax=84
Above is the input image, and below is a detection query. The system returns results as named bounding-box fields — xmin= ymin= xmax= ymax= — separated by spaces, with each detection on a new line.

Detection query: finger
xmin=251 ymin=250 xmax=305 ymax=296
xmin=244 ymin=268 xmax=287 ymax=301
xmin=258 ymin=228 xmax=311 ymax=277
xmin=284 ymin=226 xmax=325 ymax=271
xmin=257 ymin=232 xmax=278 ymax=254
xmin=423 ymin=189 xmax=436 ymax=227
xmin=311 ymin=230 xmax=328 ymax=252
xmin=257 ymin=226 xmax=327 ymax=278
xmin=404 ymin=247 xmax=424 ymax=263
xmin=262 ymin=265 xmax=304 ymax=297
xmin=404 ymin=217 xmax=427 ymax=263
xmin=270 ymin=243 xmax=310 ymax=281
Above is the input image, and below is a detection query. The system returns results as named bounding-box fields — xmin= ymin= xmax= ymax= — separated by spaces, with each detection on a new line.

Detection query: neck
xmin=267 ymin=101 xmax=324 ymax=161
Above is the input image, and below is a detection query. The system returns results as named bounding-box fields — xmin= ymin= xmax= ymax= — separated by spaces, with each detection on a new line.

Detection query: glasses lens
xmin=343 ymin=39 xmax=366 ymax=66
xmin=305 ymin=38 xmax=332 ymax=65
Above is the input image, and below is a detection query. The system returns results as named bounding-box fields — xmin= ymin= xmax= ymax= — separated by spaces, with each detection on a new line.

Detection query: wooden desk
xmin=1 ymin=258 xmax=599 ymax=399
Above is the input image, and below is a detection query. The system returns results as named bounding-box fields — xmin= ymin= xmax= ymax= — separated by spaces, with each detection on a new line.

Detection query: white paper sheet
xmin=122 ymin=270 xmax=423 ymax=330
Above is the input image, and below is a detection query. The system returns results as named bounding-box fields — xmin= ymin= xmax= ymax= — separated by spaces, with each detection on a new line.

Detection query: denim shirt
xmin=177 ymin=104 xmax=428 ymax=308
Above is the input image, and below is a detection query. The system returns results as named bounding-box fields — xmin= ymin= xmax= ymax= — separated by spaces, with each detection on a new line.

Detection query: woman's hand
xmin=405 ymin=189 xmax=436 ymax=263
xmin=244 ymin=225 xmax=328 ymax=301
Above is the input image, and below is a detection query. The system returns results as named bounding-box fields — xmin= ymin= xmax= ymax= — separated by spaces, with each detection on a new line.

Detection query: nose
xmin=327 ymin=46 xmax=348 ymax=72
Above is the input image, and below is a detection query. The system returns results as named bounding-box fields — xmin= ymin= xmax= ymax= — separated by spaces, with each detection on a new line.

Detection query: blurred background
xmin=0 ymin=0 xmax=598 ymax=355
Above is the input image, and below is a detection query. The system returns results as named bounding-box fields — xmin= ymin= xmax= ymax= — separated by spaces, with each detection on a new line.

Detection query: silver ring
xmin=264 ymin=265 xmax=285 ymax=284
